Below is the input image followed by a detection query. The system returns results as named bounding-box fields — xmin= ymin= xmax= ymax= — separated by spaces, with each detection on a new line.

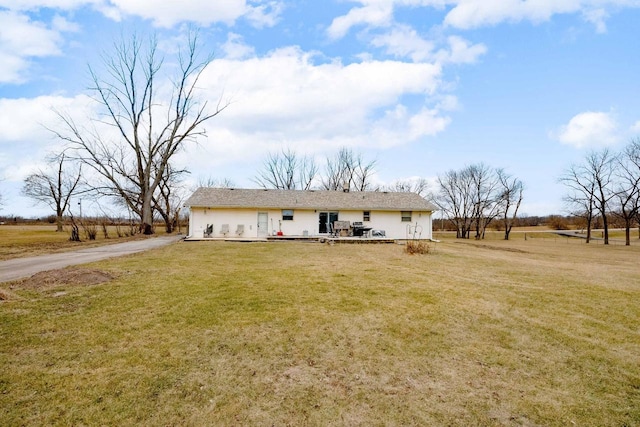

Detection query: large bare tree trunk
xmin=51 ymin=31 xmax=226 ymax=234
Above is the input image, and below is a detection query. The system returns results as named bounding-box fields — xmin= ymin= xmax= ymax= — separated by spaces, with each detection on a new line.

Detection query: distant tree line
xmin=560 ymin=139 xmax=640 ymax=246
xmin=434 ymin=213 xmax=625 ymax=233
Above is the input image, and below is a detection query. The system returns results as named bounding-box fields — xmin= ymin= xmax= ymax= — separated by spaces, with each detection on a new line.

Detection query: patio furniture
xmin=236 ymin=224 xmax=245 ymax=236
xmin=333 ymin=220 xmax=351 ymax=237
xmin=203 ymin=224 xmax=214 ymax=238
xmin=220 ymin=224 xmax=230 ymax=236
xmin=352 ymin=222 xmax=372 ymax=238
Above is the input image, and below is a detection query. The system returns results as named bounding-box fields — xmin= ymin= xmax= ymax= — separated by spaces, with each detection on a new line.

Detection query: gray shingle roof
xmin=185 ymin=188 xmax=437 ymax=211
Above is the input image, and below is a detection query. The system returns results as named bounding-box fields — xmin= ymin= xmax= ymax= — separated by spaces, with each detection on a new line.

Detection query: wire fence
xmin=432 ymin=230 xmax=640 ymax=246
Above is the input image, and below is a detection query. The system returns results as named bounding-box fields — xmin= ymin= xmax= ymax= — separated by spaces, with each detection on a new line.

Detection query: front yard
xmin=1 ymin=238 xmax=639 ymax=425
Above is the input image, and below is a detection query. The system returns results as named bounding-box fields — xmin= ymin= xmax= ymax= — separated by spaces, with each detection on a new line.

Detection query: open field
xmin=435 ymin=228 xmax=640 ymax=246
xmin=0 ymin=225 xmax=171 ymax=260
xmin=1 ymin=237 xmax=640 ymax=425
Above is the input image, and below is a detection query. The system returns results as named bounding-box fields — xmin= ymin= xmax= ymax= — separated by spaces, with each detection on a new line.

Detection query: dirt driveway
xmin=0 ymin=235 xmax=182 ymax=283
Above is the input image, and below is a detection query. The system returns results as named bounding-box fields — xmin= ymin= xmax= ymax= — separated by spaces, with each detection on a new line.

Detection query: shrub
xmin=405 ymin=240 xmax=431 ymax=255
xmin=101 ymin=222 xmax=109 ymax=239
xmin=547 ymin=215 xmax=570 ymax=230
xmin=69 ymin=223 xmax=81 ymax=242
xmin=82 ymin=223 xmax=98 ymax=240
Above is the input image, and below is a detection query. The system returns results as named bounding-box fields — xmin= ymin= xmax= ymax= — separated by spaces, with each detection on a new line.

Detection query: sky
xmin=1 ymin=0 xmax=640 ymax=218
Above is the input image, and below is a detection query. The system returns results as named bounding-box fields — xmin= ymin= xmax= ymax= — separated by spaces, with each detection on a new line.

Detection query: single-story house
xmin=184 ymin=187 xmax=437 ymax=240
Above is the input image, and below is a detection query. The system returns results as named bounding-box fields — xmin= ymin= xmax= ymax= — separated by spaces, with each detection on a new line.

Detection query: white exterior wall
xmin=337 ymin=210 xmax=432 ymax=240
xmin=188 ymin=207 xmax=432 ymax=240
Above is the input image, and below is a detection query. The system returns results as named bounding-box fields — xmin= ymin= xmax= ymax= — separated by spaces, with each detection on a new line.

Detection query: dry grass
xmin=1 ymin=238 xmax=639 ymax=425
xmin=404 ymin=240 xmax=432 ymax=254
xmin=0 ymin=225 xmax=166 ymax=260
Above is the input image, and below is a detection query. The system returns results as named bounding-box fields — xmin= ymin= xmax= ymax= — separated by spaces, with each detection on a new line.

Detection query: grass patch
xmin=0 ymin=225 xmax=166 ymax=260
xmin=1 ymin=239 xmax=639 ymax=425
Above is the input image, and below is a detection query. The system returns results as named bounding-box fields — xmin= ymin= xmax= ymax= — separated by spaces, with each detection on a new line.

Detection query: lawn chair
xmin=235 ymin=224 xmax=245 ymax=236
xmin=333 ymin=220 xmax=351 ymax=237
xmin=220 ymin=224 xmax=230 ymax=237
xmin=203 ymin=224 xmax=214 ymax=238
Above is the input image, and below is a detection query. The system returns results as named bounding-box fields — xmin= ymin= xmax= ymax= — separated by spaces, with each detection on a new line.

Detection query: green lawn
xmin=1 ymin=238 xmax=639 ymax=425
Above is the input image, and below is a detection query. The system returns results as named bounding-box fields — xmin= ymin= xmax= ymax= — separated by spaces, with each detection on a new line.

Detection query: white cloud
xmin=368 ymin=104 xmax=451 ymax=147
xmin=221 ymin=33 xmax=255 ymax=60
xmin=244 ymin=1 xmax=284 ymax=28
xmin=0 ymin=0 xmax=283 ymax=28
xmin=0 ymin=94 xmax=95 ymax=180
xmin=182 ymin=46 xmax=450 ymax=170
xmin=553 ymin=111 xmax=620 ymax=149
xmin=0 ymin=0 xmax=100 ymax=9
xmin=0 ymin=95 xmax=86 ymax=141
xmin=443 ymin=0 xmax=634 ymax=31
xmin=370 ymin=24 xmax=436 ymax=62
xmin=110 ymin=0 xmax=282 ymax=28
xmin=328 ymin=2 xmax=394 ymax=40
xmin=435 ymin=35 xmax=487 ymax=64
xmin=0 ymin=10 xmax=64 ymax=83
xmin=582 ymin=8 xmax=609 ymax=33
xmin=51 ymin=14 xmax=81 ymax=32
xmin=0 ymin=45 xmax=452 ymax=184
xmin=366 ymin=25 xmax=487 ymax=65
xmin=328 ymin=0 xmax=638 ymax=35
xmin=630 ymin=120 xmax=640 ymax=134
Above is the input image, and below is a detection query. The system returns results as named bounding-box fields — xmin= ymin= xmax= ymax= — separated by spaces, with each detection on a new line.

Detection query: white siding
xmin=336 ymin=210 xmax=432 ymax=239
xmin=188 ymin=207 xmax=432 ymax=240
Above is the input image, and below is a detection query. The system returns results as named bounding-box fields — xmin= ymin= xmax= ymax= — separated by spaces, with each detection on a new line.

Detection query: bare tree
xmin=468 ymin=163 xmax=501 ymax=240
xmin=154 ymin=162 xmax=189 ymax=233
xmin=612 ymin=140 xmax=640 ymax=245
xmin=435 ymin=168 xmax=475 ymax=238
xmin=22 ymin=151 xmax=84 ymax=231
xmin=254 ymin=148 xmax=318 ymax=190
xmin=560 ymin=163 xmax=597 ymax=243
xmin=435 ymin=164 xmax=516 ymax=239
xmin=384 ymin=178 xmax=430 ymax=197
xmin=561 ymin=149 xmax=617 ymax=244
xmin=51 ymin=31 xmax=226 ymax=234
xmin=198 ymin=176 xmax=235 ymax=188
xmin=587 ymin=149 xmax=617 ymax=245
xmin=321 ymin=147 xmax=377 ymax=191
xmin=496 ymin=169 xmax=524 ymax=240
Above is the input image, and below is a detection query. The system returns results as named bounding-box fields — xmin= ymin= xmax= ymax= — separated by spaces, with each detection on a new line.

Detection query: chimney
xmin=343 ymin=182 xmax=350 ymax=192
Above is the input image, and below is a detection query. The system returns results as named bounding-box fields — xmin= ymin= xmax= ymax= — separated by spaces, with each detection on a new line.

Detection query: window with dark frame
xmin=282 ymin=209 xmax=294 ymax=220
xmin=401 ymin=211 xmax=412 ymax=222
xmin=363 ymin=211 xmax=370 ymax=221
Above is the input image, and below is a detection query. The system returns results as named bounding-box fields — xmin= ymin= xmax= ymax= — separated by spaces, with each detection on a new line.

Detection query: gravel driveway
xmin=0 ymin=235 xmax=183 ymax=283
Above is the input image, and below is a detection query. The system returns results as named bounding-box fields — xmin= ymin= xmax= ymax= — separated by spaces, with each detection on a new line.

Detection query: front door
xmin=257 ymin=212 xmax=268 ymax=237
xmin=318 ymin=212 xmax=339 ymax=234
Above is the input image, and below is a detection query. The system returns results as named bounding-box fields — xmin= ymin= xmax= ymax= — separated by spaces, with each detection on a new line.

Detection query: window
xmin=401 ymin=211 xmax=412 ymax=222
xmin=363 ymin=211 xmax=370 ymax=222
xmin=282 ymin=209 xmax=294 ymax=221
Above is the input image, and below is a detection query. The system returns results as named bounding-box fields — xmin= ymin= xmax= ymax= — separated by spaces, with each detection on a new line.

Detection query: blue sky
xmin=1 ymin=0 xmax=639 ymax=218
